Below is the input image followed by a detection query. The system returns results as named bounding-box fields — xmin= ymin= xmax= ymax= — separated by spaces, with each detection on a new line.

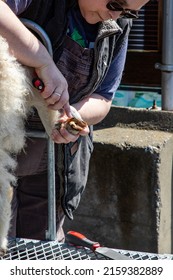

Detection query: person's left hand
xmin=51 ymin=107 xmax=89 ymax=144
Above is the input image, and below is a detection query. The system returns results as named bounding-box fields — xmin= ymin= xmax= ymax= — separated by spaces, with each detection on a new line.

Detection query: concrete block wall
xmin=64 ymin=107 xmax=173 ymax=254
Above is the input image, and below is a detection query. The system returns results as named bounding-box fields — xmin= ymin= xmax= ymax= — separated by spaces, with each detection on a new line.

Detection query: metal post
xmin=46 ymin=138 xmax=56 ymax=241
xmin=22 ymin=19 xmax=57 ymax=241
xmin=155 ymin=0 xmax=173 ymax=110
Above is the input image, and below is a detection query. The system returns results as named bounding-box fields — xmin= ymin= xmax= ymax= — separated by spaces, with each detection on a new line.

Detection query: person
xmin=0 ymin=0 xmax=149 ymax=242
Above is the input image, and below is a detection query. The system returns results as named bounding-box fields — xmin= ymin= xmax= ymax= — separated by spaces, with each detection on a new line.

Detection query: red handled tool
xmin=32 ymin=77 xmax=44 ymax=91
xmin=66 ymin=231 xmax=132 ymax=260
xmin=66 ymin=231 xmax=100 ymax=250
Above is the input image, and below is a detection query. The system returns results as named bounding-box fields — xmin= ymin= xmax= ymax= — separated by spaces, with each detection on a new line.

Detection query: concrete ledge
xmin=95 ymin=106 xmax=173 ymax=132
xmin=64 ymin=107 xmax=173 ymax=254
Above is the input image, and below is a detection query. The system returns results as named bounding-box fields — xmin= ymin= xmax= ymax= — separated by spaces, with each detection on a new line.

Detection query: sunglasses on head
xmin=106 ymin=1 xmax=139 ymax=19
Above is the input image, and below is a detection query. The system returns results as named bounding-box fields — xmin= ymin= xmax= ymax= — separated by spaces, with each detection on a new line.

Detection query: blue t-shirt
xmin=67 ymin=7 xmax=99 ymax=49
xmin=6 ymin=0 xmax=128 ymax=100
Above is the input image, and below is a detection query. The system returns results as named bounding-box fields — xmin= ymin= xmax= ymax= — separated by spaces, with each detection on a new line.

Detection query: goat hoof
xmin=0 ymin=248 xmax=7 ymax=257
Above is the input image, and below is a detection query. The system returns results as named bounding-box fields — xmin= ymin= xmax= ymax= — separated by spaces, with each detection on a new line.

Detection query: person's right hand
xmin=35 ymin=62 xmax=72 ymax=117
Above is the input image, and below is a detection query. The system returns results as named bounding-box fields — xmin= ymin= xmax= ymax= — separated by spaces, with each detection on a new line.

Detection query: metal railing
xmin=21 ymin=19 xmax=56 ymax=241
xmin=155 ymin=0 xmax=173 ymax=110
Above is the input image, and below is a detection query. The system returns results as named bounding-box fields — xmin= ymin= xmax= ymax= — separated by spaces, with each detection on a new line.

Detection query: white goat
xmin=0 ymin=34 xmax=64 ymax=255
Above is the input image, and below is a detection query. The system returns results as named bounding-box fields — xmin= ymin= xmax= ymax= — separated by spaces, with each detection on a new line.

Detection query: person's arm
xmin=73 ymin=94 xmax=112 ymax=126
xmin=73 ymin=29 xmax=129 ymax=126
xmin=0 ymin=0 xmax=71 ymax=115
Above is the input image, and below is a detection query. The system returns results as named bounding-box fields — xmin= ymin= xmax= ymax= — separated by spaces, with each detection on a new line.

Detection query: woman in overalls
xmin=0 ymin=0 xmax=149 ymax=242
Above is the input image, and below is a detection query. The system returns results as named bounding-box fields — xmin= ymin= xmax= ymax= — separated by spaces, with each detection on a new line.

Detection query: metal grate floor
xmin=1 ymin=238 xmax=173 ymax=260
xmin=0 ymin=238 xmax=104 ymax=260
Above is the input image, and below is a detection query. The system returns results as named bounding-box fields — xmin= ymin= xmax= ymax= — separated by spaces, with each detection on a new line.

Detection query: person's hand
xmin=51 ymin=107 xmax=89 ymax=144
xmin=35 ymin=62 xmax=71 ymax=117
